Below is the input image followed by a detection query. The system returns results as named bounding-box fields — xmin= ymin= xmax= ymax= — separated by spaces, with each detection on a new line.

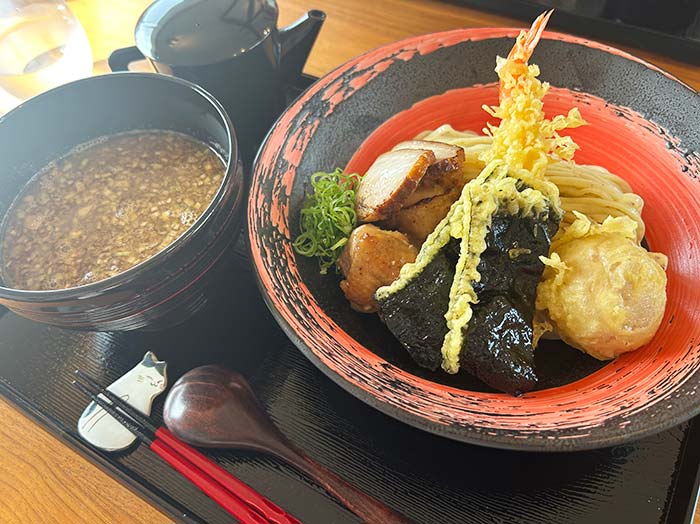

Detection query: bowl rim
xmin=249 ymin=27 xmax=700 ymax=451
xmin=0 ymin=72 xmax=239 ymax=299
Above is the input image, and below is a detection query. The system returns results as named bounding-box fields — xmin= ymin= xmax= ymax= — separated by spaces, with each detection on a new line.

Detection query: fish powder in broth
xmin=0 ymin=131 xmax=226 ymax=290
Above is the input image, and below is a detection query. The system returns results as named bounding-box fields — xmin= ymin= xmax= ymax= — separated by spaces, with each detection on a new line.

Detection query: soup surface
xmin=0 ymin=131 xmax=225 ymax=290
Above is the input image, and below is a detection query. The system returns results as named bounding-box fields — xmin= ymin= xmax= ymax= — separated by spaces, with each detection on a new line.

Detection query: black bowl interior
xmin=282 ymin=37 xmax=699 ymax=393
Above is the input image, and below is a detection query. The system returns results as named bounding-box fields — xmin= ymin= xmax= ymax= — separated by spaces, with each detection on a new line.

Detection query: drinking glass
xmin=0 ymin=0 xmax=92 ymax=112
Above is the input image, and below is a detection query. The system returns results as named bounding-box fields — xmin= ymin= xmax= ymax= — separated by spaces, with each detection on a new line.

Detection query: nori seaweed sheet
xmin=376 ymin=239 xmax=457 ymax=370
xmin=377 ymin=206 xmax=560 ymax=395
xmin=459 ymin=211 xmax=560 ymax=394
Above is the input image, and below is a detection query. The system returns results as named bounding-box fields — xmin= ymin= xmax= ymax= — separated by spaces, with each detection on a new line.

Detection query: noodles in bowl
xmin=417 ymin=125 xmax=646 ymax=242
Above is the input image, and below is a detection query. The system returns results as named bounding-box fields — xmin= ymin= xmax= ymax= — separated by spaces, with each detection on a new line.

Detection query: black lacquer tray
xmin=450 ymin=0 xmax=700 ymax=65
xmin=1 ymin=75 xmax=700 ymax=524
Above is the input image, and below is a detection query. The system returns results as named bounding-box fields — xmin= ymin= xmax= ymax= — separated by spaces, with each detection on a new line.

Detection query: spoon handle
xmin=281 ymin=445 xmax=415 ymax=524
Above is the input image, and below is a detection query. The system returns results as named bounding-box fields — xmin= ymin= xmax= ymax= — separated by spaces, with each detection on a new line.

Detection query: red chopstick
xmin=151 ymin=437 xmax=270 ymax=524
xmin=73 ymin=372 xmax=300 ymax=524
xmin=154 ymin=427 xmax=300 ymax=524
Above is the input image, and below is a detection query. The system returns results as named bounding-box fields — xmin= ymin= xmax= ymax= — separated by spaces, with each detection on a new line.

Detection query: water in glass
xmin=0 ymin=0 xmax=92 ymax=111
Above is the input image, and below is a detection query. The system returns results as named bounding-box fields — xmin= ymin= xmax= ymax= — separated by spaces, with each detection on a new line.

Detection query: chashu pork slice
xmin=400 ymin=168 xmax=465 ymax=208
xmin=401 ymin=178 xmax=449 ymax=208
xmin=392 ymin=140 xmax=465 ymax=179
xmin=338 ymin=224 xmax=418 ymax=313
xmin=355 ymin=149 xmax=435 ymax=222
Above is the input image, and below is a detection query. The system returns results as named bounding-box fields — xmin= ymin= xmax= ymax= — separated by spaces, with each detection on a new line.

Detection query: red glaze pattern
xmin=249 ymin=28 xmax=700 ymax=449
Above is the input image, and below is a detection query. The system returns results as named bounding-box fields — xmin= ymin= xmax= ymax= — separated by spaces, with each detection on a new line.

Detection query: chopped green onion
xmin=293 ymin=169 xmax=361 ymax=274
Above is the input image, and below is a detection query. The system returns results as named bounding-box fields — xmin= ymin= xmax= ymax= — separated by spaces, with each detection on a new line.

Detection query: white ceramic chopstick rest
xmin=77 ymin=351 xmax=167 ymax=451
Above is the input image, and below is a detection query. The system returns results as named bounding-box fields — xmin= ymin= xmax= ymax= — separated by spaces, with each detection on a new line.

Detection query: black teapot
xmin=109 ymin=0 xmax=325 ymax=166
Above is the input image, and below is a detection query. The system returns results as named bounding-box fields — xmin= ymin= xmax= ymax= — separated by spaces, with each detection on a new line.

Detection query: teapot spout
xmin=278 ymin=9 xmax=326 ymax=84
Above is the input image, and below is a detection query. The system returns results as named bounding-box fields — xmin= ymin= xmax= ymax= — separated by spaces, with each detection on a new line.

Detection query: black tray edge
xmin=447 ymin=0 xmax=700 ymax=65
xmin=0 ymin=380 xmax=205 ymax=524
xmin=665 ymin=415 xmax=700 ymax=524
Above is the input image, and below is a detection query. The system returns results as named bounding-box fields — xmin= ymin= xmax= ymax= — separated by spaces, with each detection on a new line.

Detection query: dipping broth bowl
xmin=0 ymin=73 xmax=244 ymax=331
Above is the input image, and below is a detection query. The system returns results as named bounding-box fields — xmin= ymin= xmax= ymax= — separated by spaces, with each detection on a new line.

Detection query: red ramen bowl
xmin=249 ymin=28 xmax=700 ymax=450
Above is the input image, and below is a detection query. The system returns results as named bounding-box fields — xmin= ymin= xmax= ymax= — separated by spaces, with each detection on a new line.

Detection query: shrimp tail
xmin=499 ymin=9 xmax=553 ymax=101
xmin=508 ymin=9 xmax=553 ymax=63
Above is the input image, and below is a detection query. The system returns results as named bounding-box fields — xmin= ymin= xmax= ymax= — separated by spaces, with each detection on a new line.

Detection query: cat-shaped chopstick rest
xmin=78 ymin=351 xmax=167 ymax=451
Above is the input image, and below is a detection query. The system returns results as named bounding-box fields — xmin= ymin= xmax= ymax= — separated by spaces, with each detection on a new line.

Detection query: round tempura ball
xmin=536 ymin=213 xmax=667 ymax=361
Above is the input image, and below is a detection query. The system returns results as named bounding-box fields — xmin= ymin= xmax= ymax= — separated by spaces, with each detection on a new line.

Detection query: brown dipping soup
xmin=0 ymin=131 xmax=225 ymax=290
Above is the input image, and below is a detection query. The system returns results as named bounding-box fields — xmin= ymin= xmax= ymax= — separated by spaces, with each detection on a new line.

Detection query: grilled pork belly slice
xmin=338 ymin=224 xmax=418 ymax=313
xmin=400 ymin=178 xmax=448 ymax=208
xmin=355 ymin=149 xmax=435 ymax=222
xmin=392 ymin=140 xmax=465 ymax=179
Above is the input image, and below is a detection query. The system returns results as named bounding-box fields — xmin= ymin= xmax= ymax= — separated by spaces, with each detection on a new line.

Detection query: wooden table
xmin=0 ymin=1 xmax=698 ymax=523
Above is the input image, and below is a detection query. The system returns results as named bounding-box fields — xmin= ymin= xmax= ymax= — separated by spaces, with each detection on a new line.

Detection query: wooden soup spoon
xmin=163 ymin=365 xmax=414 ymax=524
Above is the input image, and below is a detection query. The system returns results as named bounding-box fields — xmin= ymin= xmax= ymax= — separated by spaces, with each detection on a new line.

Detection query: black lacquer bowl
xmin=0 ymin=73 xmax=244 ymax=331
xmin=250 ymin=28 xmax=700 ymax=450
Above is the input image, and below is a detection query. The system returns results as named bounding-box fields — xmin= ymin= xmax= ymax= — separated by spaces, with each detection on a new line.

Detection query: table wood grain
xmin=0 ymin=1 xmax=698 ymax=523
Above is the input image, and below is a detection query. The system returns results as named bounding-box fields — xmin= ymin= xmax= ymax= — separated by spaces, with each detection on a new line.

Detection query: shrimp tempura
xmin=480 ymin=10 xmax=586 ymax=189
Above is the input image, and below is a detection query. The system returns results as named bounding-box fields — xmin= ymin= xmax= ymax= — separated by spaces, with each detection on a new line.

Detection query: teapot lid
xmin=135 ymin=0 xmax=279 ymax=66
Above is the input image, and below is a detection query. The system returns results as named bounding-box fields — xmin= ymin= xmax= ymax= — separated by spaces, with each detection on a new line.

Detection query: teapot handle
xmin=108 ymin=46 xmax=147 ymax=72
xmin=278 ymin=10 xmax=326 ymax=85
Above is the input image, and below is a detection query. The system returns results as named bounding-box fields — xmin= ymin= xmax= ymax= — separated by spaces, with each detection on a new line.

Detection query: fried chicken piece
xmin=338 ymin=224 xmax=418 ymax=313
